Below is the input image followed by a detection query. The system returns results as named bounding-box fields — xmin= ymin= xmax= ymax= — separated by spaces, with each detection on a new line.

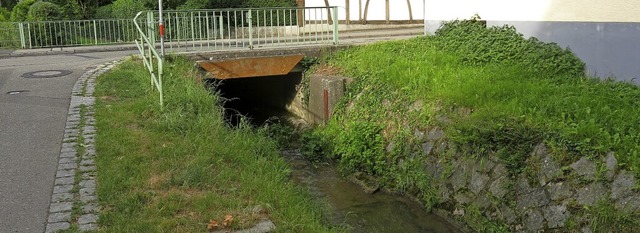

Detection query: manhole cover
xmin=22 ymin=70 xmax=72 ymax=79
xmin=6 ymin=90 xmax=29 ymax=95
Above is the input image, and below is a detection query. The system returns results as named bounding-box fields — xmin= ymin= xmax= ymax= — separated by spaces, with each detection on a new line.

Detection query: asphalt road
xmin=0 ymin=50 xmax=136 ymax=233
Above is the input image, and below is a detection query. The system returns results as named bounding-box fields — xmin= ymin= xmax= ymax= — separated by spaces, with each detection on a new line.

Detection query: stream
xmin=212 ymin=77 xmax=461 ymax=232
xmin=281 ymin=149 xmax=460 ymax=233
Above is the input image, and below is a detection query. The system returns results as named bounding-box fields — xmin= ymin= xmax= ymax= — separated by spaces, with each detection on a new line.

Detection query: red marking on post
xmin=323 ymin=89 xmax=329 ymax=124
xmin=159 ymin=24 xmax=165 ymax=37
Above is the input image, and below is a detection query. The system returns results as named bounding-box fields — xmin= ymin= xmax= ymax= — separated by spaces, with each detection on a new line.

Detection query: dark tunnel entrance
xmin=206 ymin=72 xmax=302 ymax=126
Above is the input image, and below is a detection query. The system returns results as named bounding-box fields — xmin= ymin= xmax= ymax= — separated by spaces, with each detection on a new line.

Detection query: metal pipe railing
xmin=133 ymin=11 xmax=164 ymax=107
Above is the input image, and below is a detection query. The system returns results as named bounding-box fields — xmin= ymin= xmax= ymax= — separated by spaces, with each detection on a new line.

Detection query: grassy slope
xmin=95 ymin=57 xmax=333 ymax=232
xmin=314 ymin=22 xmax=640 ymax=232
xmin=325 ymin=35 xmax=640 ymax=176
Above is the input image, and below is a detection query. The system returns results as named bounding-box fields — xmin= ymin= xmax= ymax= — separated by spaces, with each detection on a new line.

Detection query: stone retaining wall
xmin=415 ymin=127 xmax=639 ymax=232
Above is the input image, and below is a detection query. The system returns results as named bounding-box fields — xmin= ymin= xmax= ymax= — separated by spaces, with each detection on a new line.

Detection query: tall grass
xmin=95 ymin=57 xmax=334 ymax=232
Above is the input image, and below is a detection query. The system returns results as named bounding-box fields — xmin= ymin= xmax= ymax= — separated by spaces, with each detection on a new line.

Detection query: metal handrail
xmin=133 ymin=11 xmax=163 ymax=107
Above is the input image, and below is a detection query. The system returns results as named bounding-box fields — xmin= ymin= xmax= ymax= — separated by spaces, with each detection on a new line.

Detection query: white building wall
xmin=305 ymin=0 xmax=425 ymax=21
xmin=424 ymin=0 xmax=640 ymax=22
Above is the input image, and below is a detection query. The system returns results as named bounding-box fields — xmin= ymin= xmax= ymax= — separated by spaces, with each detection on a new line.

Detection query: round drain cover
xmin=22 ymin=70 xmax=72 ymax=79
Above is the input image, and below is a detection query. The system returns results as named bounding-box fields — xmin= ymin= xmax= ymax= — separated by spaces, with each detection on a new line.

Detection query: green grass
xmin=324 ymin=35 xmax=640 ymax=176
xmin=95 ymin=57 xmax=334 ymax=232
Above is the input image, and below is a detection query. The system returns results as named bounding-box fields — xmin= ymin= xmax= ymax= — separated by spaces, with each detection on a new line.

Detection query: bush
xmin=27 ymin=1 xmax=62 ymax=21
xmin=434 ymin=18 xmax=586 ymax=77
xmin=94 ymin=4 xmax=113 ymax=19
xmin=9 ymin=0 xmax=36 ymax=21
xmin=110 ymin=0 xmax=147 ymax=19
xmin=0 ymin=7 xmax=10 ymax=21
xmin=177 ymin=0 xmax=211 ymax=10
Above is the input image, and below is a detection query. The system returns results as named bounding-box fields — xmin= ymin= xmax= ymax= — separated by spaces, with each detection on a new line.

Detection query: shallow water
xmin=282 ymin=150 xmax=460 ymax=233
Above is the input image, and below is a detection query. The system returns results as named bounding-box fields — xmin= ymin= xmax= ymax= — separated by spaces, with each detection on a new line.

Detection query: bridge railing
xmin=0 ymin=6 xmax=339 ymax=50
xmin=138 ymin=7 xmax=339 ymax=52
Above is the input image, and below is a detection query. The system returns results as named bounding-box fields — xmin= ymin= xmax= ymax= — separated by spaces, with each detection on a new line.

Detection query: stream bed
xmin=281 ymin=149 xmax=461 ymax=233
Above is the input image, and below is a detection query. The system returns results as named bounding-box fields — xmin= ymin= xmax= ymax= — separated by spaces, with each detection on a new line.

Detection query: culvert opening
xmin=207 ymin=72 xmax=302 ymax=126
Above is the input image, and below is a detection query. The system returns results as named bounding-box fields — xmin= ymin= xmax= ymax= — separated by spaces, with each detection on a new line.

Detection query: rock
xmin=489 ymin=176 xmax=509 ymax=199
xmin=414 ymin=129 xmax=425 ymax=140
xmin=524 ymin=209 xmax=544 ymax=232
xmin=491 ymin=163 xmax=509 ymax=180
xmin=538 ymin=155 xmax=562 ymax=186
xmin=347 ymin=172 xmax=380 ymax=194
xmin=605 ymin=152 xmax=618 ymax=181
xmin=437 ymin=183 xmax=451 ymax=204
xmin=427 ymin=127 xmax=445 ymax=141
xmin=233 ymin=220 xmax=276 ymax=233
xmin=570 ymin=157 xmax=596 ymax=180
xmin=424 ymin=157 xmax=445 ymax=179
xmin=576 ymin=182 xmax=608 ymax=206
xmin=582 ymin=226 xmax=593 ymax=233
xmin=472 ymin=193 xmax=492 ymax=210
xmin=454 ymin=192 xmax=473 ymax=205
xmin=546 ymin=182 xmax=574 ymax=201
xmin=499 ymin=204 xmax=517 ymax=224
xmin=469 ymin=171 xmax=490 ymax=195
xmin=611 ymin=171 xmax=635 ymax=200
xmin=453 ymin=208 xmax=465 ymax=216
xmin=532 ymin=143 xmax=549 ymax=157
xmin=615 ymin=194 xmax=640 ymax=214
xmin=543 ymin=205 xmax=570 ymax=229
xmin=422 ymin=142 xmax=434 ymax=155
xmin=517 ymin=188 xmax=550 ymax=210
xmin=449 ymin=169 xmax=468 ymax=192
xmin=385 ymin=142 xmax=395 ymax=153
xmin=515 ymin=177 xmax=534 ymax=195
xmin=474 ymin=158 xmax=495 ymax=173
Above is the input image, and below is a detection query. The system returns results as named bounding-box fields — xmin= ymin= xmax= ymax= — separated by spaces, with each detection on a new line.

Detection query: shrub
xmin=9 ymin=0 xmax=36 ymax=21
xmin=0 ymin=7 xmax=10 ymax=21
xmin=27 ymin=1 xmax=62 ymax=21
xmin=110 ymin=0 xmax=147 ymax=19
xmin=94 ymin=4 xmax=113 ymax=19
xmin=434 ymin=18 xmax=586 ymax=77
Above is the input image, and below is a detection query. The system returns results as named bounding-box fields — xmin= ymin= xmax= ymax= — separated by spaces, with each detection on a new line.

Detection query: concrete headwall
xmin=287 ymin=74 xmax=345 ymax=125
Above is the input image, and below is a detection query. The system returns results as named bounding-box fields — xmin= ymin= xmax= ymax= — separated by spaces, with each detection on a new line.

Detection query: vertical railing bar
xmin=191 ymin=12 xmax=195 ymax=50
xmin=226 ymin=11 xmax=231 ymax=49
xmin=262 ymin=9 xmax=266 ymax=46
xmin=206 ymin=12 xmax=211 ymax=49
xmin=241 ymin=10 xmax=245 ymax=48
xmin=277 ymin=9 xmax=281 ymax=45
xmin=233 ymin=10 xmax=238 ymax=48
xmin=248 ymin=9 xmax=253 ymax=49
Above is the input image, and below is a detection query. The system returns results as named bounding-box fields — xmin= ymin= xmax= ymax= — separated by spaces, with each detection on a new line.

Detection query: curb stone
xmin=45 ymin=60 xmax=121 ymax=233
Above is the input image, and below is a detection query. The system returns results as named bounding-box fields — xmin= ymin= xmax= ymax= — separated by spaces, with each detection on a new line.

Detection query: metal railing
xmin=131 ymin=7 xmax=339 ymax=106
xmin=136 ymin=7 xmax=339 ymax=52
xmin=0 ymin=19 xmax=137 ymax=49
xmin=133 ymin=11 xmax=164 ymax=107
xmin=1 ymin=6 xmax=339 ymax=50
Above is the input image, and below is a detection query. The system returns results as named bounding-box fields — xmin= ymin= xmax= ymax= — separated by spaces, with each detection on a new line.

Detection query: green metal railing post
xmin=18 ymin=23 xmax=26 ymax=48
xmin=219 ymin=15 xmax=224 ymax=39
xmin=332 ymin=6 xmax=339 ymax=45
xmin=93 ymin=20 xmax=98 ymax=45
xmin=248 ymin=10 xmax=253 ymax=49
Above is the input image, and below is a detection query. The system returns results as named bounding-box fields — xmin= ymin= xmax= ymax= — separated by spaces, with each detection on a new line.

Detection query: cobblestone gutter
xmin=45 ymin=61 xmax=120 ymax=233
